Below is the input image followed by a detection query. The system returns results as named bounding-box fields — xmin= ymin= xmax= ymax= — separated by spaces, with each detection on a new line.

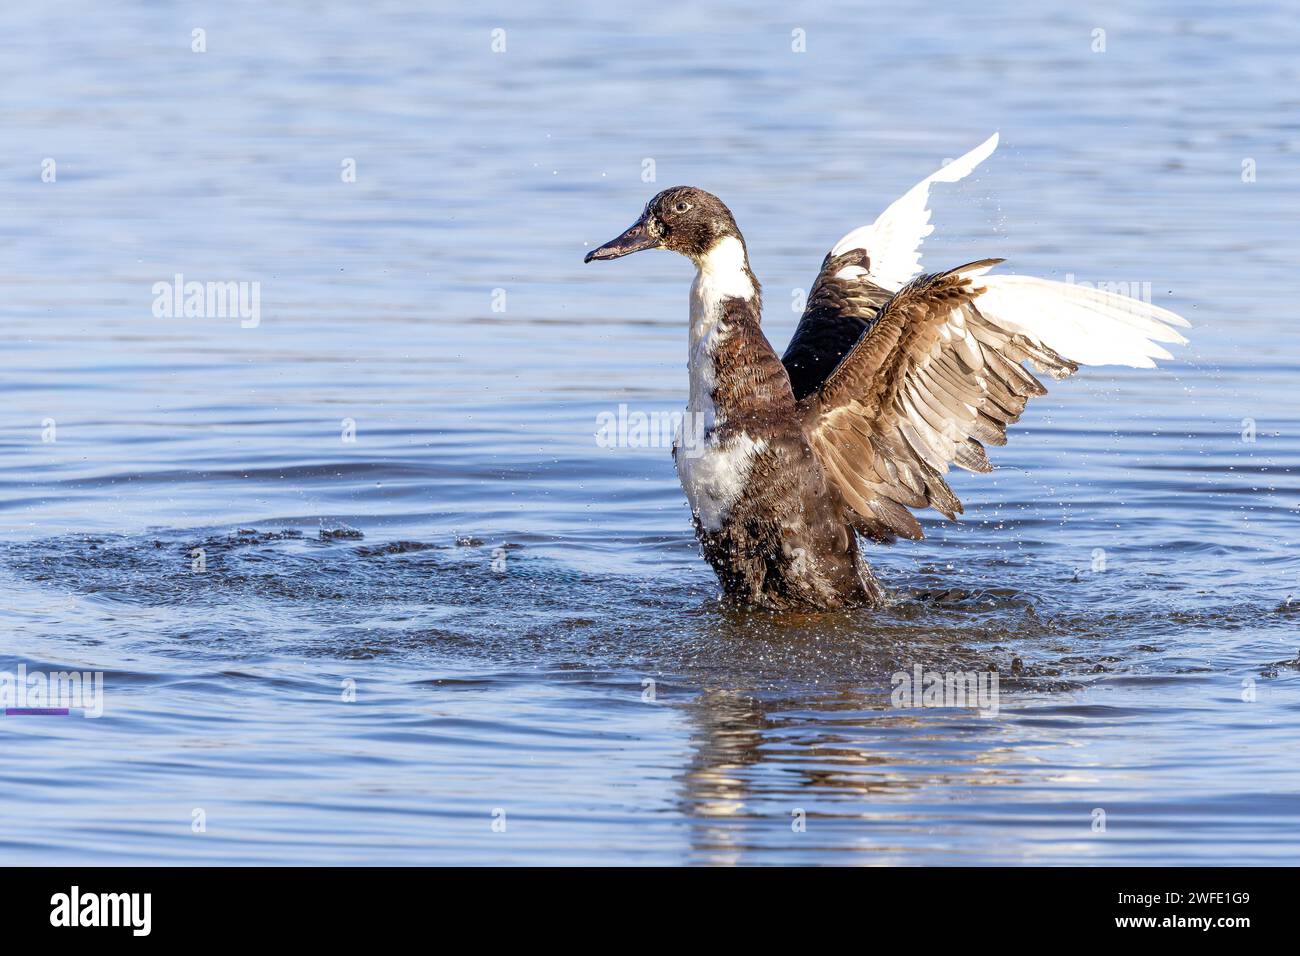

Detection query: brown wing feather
xmin=802 ymin=258 xmax=1077 ymax=538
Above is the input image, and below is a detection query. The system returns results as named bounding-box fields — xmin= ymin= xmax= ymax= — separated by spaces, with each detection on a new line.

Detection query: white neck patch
xmin=692 ymin=236 xmax=754 ymax=310
xmin=675 ymin=234 xmax=764 ymax=533
xmin=686 ymin=235 xmax=753 ymax=421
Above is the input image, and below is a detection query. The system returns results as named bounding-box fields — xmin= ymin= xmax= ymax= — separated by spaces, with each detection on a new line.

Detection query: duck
xmin=583 ymin=133 xmax=1189 ymax=611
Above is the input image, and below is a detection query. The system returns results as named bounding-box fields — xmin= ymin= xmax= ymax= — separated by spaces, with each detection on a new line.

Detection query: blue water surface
xmin=1 ymin=1 xmax=1298 ymax=864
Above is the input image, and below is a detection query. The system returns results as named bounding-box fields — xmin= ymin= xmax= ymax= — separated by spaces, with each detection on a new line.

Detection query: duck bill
xmin=584 ymin=217 xmax=658 ymax=262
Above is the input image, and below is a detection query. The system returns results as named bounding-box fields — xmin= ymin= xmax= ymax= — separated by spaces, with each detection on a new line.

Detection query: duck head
xmin=584 ymin=187 xmax=743 ymax=265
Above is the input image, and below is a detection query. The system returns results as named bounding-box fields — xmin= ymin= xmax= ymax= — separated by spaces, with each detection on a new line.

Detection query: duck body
xmin=673 ymin=238 xmax=881 ymax=609
xmin=584 ymin=138 xmax=1190 ymax=611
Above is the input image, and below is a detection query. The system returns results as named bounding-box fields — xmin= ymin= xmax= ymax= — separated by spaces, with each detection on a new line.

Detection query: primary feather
xmin=829 ymin=131 xmax=1000 ymax=290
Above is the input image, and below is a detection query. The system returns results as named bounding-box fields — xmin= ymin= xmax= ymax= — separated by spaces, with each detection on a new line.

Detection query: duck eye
xmin=674 ymin=201 xmax=691 ymax=213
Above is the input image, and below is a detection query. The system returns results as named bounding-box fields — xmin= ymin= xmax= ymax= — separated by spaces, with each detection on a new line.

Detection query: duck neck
xmin=687 ymin=236 xmax=778 ymax=429
xmin=688 ymin=235 xmax=759 ymax=338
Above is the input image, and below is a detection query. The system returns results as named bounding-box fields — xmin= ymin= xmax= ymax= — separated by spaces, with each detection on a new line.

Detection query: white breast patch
xmin=676 ymin=434 xmax=767 ymax=533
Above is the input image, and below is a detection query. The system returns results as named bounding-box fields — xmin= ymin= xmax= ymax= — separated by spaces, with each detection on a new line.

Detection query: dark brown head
xmin=584 ymin=187 xmax=743 ymax=265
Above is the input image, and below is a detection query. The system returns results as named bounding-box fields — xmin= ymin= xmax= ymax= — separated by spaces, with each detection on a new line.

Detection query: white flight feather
xmin=831 ymin=131 xmax=1000 ymax=289
xmin=830 ymin=140 xmax=1190 ymax=369
xmin=968 ymin=271 xmax=1190 ymax=370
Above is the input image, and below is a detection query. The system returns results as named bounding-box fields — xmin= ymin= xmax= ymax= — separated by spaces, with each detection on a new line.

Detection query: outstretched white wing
xmin=829 ymin=132 xmax=1000 ymax=290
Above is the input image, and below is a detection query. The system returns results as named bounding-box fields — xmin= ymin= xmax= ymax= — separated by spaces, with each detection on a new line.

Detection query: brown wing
xmin=781 ymin=251 xmax=894 ymax=401
xmin=802 ymin=258 xmax=1078 ymax=541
